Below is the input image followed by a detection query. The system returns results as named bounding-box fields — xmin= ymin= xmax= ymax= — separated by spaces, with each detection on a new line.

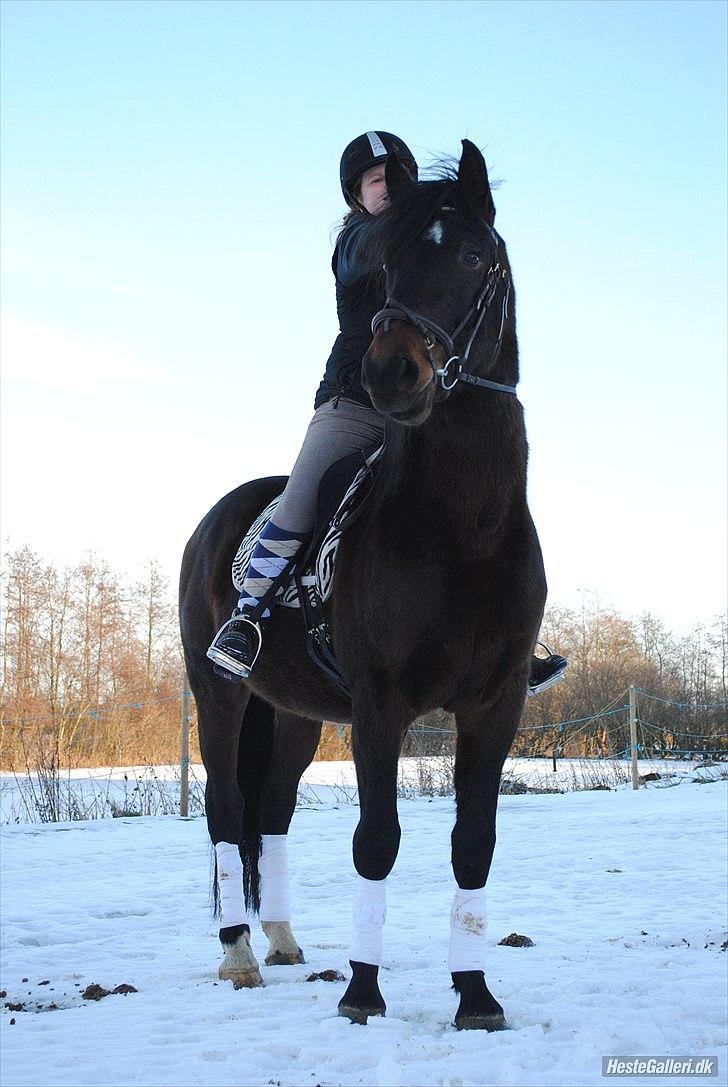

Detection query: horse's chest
xmin=334 ymin=534 xmax=484 ymax=688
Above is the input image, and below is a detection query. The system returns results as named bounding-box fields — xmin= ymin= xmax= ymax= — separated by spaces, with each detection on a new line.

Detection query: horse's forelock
xmin=375 ymin=171 xmax=492 ymax=268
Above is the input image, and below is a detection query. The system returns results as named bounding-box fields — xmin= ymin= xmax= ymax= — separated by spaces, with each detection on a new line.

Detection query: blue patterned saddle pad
xmin=231 ymin=445 xmax=383 ymax=608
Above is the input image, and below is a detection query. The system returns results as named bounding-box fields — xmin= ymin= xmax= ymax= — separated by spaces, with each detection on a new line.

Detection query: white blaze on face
xmin=425 ymin=220 xmax=444 ymax=245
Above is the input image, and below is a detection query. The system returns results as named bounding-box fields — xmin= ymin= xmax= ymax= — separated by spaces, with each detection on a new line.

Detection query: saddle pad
xmin=231 ymin=444 xmax=384 ymax=609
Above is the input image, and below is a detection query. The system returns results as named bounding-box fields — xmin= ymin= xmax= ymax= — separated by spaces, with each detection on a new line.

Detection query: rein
xmin=371 ymin=259 xmax=516 ymax=398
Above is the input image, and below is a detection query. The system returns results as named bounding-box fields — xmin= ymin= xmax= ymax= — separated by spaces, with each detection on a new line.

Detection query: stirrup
xmin=206 ymin=611 xmax=263 ymax=680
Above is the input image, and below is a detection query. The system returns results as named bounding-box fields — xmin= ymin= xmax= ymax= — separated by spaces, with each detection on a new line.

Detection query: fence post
xmin=629 ymin=684 xmax=639 ymax=791
xmin=180 ymin=674 xmax=191 ymax=816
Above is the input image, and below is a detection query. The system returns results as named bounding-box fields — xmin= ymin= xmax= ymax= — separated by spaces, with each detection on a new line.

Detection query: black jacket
xmin=314 ymin=214 xmax=384 ymax=409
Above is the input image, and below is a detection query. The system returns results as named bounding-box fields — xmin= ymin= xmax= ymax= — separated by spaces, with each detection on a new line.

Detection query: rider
xmin=206 ymin=131 xmax=567 ymax=696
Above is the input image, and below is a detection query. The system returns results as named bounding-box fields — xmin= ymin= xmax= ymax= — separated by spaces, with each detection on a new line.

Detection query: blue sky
xmin=1 ymin=0 xmax=726 ymax=630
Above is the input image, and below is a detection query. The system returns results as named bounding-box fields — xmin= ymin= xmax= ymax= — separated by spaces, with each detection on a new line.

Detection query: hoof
xmin=262 ymin=921 xmax=305 ymax=967
xmin=265 ymin=947 xmax=305 ymax=966
xmin=218 ymin=964 xmax=264 ymax=989
xmin=451 ymin=969 xmax=506 ymax=1031
xmin=219 ymin=925 xmax=263 ymax=988
xmin=338 ymin=962 xmax=386 ymax=1024
xmin=338 ymin=1002 xmax=385 ymax=1025
xmin=454 ymin=1011 xmax=508 ymax=1031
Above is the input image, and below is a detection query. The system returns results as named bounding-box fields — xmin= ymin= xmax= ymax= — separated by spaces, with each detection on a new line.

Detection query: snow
xmin=1 ymin=772 xmax=726 ymax=1086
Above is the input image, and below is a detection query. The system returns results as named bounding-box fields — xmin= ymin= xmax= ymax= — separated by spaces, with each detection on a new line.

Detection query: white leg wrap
xmin=349 ymin=876 xmax=387 ymax=966
xmin=260 ymin=834 xmax=291 ymax=922
xmin=215 ymin=841 xmax=249 ymax=929
xmin=447 ymin=888 xmax=488 ymax=972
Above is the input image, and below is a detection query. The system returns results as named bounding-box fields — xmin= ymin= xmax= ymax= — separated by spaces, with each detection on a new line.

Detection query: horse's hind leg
xmin=196 ymin=681 xmax=268 ymax=989
xmin=259 ymin=711 xmax=322 ymax=966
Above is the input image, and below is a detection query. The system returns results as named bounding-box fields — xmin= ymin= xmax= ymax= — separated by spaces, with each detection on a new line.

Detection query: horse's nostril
xmin=395 ymin=356 xmax=418 ymax=391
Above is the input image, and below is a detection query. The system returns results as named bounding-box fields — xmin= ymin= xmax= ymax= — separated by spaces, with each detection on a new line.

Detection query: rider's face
xmin=358 ymin=164 xmax=389 ymax=215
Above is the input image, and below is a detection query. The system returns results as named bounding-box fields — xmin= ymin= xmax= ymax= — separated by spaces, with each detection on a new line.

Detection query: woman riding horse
xmin=181 ymin=135 xmax=564 ymax=1028
xmin=205 ymin=131 xmax=566 ymax=694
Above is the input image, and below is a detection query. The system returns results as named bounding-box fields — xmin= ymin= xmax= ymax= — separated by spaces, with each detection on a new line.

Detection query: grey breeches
xmin=273 ymin=398 xmax=385 ymax=534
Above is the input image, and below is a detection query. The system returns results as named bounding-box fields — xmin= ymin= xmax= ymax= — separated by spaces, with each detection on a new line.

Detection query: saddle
xmin=231 ymin=445 xmax=383 ymax=693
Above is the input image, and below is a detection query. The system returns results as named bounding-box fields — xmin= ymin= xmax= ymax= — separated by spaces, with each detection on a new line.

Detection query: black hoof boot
xmin=338 ymin=961 xmax=386 ymax=1024
xmin=452 ymin=970 xmax=508 ymax=1031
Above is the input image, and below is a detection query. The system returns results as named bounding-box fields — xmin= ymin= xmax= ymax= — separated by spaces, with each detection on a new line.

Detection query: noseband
xmin=371 ymin=256 xmax=516 ymax=397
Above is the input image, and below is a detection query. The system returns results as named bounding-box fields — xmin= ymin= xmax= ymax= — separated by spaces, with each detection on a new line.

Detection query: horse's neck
xmin=380 ymin=397 xmax=527 ymax=552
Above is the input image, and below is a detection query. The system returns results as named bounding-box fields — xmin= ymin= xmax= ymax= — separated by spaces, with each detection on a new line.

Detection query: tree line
xmin=1 ymin=546 xmax=181 ymax=768
xmin=1 ymin=547 xmax=725 ymax=769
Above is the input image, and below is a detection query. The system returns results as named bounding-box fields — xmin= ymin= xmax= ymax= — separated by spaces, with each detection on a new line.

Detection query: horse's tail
xmin=239 ymin=692 xmax=276 ymax=913
xmin=211 ymin=691 xmax=276 ymax=918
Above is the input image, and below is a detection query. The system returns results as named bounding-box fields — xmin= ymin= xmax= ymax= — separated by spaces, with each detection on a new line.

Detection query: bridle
xmin=370 ymin=244 xmax=516 ymax=398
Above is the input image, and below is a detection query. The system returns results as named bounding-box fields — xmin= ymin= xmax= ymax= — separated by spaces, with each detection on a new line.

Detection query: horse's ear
xmin=385 ymin=150 xmax=417 ymax=206
xmin=458 ymin=139 xmax=495 ymax=225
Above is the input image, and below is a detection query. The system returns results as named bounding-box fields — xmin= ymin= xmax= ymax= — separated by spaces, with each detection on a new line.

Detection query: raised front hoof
xmin=218 ymin=963 xmax=264 ymax=989
xmin=338 ymin=961 xmax=386 ymax=1025
xmin=454 ymin=1011 xmax=508 ymax=1032
xmin=265 ymin=947 xmax=305 ymax=966
xmin=452 ymin=970 xmax=506 ymax=1032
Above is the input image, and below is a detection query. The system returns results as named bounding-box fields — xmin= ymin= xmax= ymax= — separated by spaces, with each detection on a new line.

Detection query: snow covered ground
xmin=1 ymin=773 xmax=726 ymax=1086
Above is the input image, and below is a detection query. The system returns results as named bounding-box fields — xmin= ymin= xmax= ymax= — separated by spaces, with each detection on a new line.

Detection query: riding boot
xmin=206 ymin=520 xmax=309 ymax=682
xmin=206 ymin=606 xmax=265 ymax=681
xmin=528 ymin=644 xmax=568 ymax=697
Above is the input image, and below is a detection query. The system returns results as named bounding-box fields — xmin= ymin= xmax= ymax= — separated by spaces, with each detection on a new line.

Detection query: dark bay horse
xmin=179 ymin=140 xmax=547 ymax=1030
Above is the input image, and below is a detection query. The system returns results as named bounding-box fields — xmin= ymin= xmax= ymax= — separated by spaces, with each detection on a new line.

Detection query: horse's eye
xmin=424 ymin=334 xmax=436 ymax=349
xmin=463 ymin=252 xmax=481 ymax=266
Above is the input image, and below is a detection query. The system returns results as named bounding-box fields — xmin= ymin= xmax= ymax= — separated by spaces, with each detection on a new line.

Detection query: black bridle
xmin=370 ymin=254 xmax=516 ymax=398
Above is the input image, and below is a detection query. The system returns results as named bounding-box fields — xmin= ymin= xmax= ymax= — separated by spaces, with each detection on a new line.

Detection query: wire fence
xmin=1 ymin=680 xmax=725 ymax=824
xmin=2 ymin=682 xmax=726 ymax=754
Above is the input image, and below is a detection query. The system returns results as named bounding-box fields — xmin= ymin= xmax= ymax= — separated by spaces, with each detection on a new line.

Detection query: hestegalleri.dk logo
xmin=602 ymin=1056 xmax=718 ymax=1077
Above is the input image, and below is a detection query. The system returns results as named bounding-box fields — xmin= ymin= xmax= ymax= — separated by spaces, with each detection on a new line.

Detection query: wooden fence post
xmin=629 ymin=684 xmax=639 ymax=791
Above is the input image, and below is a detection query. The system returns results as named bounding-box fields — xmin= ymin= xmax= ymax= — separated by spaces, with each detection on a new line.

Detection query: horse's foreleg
xmin=449 ymin=685 xmax=524 ymax=1030
xmin=338 ymin=699 xmax=407 ymax=1024
xmin=259 ymin=712 xmax=322 ymax=966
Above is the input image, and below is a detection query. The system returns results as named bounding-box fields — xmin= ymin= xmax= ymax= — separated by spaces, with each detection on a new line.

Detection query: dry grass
xmin=0 ymin=706 xmax=202 ymax=773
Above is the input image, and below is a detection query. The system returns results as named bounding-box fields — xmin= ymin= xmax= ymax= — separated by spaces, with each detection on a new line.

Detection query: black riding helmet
xmin=340 ymin=131 xmax=418 ymax=208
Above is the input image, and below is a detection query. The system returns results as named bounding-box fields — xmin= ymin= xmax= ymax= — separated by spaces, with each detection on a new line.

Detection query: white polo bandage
xmin=215 ymin=841 xmax=248 ymax=928
xmin=447 ymin=888 xmax=488 ymax=972
xmin=259 ymin=834 xmax=291 ymax=922
xmin=349 ymin=875 xmax=387 ymax=966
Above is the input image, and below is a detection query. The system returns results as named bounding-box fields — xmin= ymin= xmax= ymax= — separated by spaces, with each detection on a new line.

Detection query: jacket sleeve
xmin=333 ymin=214 xmax=381 ymax=286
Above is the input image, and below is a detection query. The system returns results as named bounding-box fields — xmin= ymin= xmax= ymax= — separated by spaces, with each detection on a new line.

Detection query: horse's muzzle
xmin=361 ymin=349 xmax=435 ymax=424
xmin=362 ymin=318 xmax=437 ymax=423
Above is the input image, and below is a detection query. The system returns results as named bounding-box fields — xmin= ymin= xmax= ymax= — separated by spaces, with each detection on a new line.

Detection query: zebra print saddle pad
xmin=231 ymin=444 xmax=384 ymax=609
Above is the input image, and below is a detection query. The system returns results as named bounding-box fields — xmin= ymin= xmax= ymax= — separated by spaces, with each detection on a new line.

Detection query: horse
xmin=179 ymin=139 xmax=547 ymax=1030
